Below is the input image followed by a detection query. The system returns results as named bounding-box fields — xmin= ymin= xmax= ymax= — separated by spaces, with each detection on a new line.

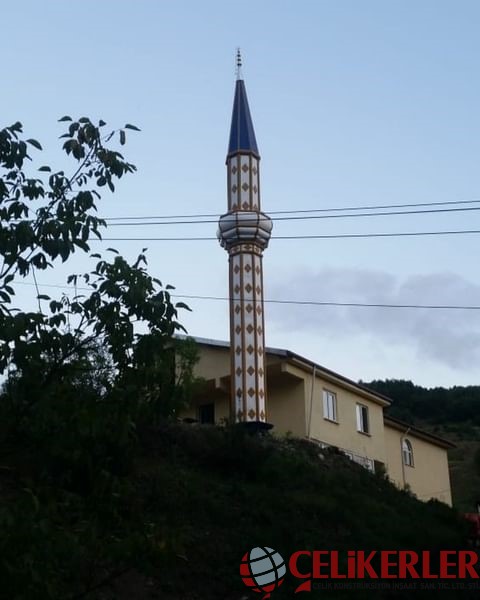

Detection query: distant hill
xmin=362 ymin=379 xmax=480 ymax=512
xmin=360 ymin=379 xmax=480 ymax=425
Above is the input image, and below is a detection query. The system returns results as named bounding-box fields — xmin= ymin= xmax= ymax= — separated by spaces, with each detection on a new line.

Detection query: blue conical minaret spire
xmin=227 ymin=55 xmax=259 ymax=159
xmin=218 ymin=51 xmax=273 ymax=427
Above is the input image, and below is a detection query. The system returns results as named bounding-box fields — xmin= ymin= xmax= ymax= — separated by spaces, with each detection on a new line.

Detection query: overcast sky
xmin=3 ymin=0 xmax=480 ymax=387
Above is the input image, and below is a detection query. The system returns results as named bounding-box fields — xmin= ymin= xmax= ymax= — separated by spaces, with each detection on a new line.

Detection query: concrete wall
xmin=183 ymin=360 xmax=306 ymax=436
xmin=298 ymin=366 xmax=387 ymax=464
xmin=384 ymin=425 xmax=452 ymax=506
xmin=268 ymin=377 xmax=306 ymax=438
xmin=192 ymin=345 xmax=230 ymax=380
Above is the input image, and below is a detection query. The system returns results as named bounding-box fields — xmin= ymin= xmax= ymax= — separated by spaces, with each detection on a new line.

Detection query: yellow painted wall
xmin=192 ymin=345 xmax=230 ymax=379
xmin=297 ymin=365 xmax=387 ymax=464
xmin=178 ymin=345 xmax=230 ymax=423
xmin=211 ymin=396 xmax=230 ymax=423
xmin=267 ymin=378 xmax=306 ymax=438
xmin=183 ymin=372 xmax=305 ymax=435
xmin=384 ymin=425 xmax=452 ymax=506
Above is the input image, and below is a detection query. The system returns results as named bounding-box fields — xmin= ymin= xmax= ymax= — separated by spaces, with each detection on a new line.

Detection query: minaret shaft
xmin=229 ymin=244 xmax=266 ymax=421
xmin=218 ymin=72 xmax=272 ymax=425
xmin=227 ymin=155 xmax=260 ymax=212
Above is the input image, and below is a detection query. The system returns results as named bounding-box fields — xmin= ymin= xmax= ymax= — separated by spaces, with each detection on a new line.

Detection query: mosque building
xmin=181 ymin=54 xmax=454 ymax=506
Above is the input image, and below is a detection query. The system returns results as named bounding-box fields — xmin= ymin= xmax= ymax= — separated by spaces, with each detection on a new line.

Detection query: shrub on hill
xmin=2 ymin=421 xmax=474 ymax=599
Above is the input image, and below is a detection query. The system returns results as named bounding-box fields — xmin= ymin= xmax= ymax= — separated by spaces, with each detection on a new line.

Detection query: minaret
xmin=218 ymin=51 xmax=273 ymax=427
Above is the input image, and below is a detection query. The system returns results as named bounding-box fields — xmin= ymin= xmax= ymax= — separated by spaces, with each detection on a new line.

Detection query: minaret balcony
xmin=217 ymin=210 xmax=273 ymax=251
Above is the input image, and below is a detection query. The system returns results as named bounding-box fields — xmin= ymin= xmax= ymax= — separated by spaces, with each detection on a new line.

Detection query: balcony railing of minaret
xmin=217 ymin=210 xmax=272 ymax=251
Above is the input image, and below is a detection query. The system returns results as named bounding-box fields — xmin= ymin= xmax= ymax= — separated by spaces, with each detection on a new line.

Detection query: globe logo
xmin=240 ymin=547 xmax=286 ymax=598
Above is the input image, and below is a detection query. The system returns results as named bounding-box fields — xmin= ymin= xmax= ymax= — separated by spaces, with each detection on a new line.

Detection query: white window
xmin=342 ymin=450 xmax=375 ymax=473
xmin=402 ymin=438 xmax=414 ymax=467
xmin=352 ymin=454 xmax=375 ymax=473
xmin=356 ymin=403 xmax=370 ymax=434
xmin=323 ymin=390 xmax=337 ymax=422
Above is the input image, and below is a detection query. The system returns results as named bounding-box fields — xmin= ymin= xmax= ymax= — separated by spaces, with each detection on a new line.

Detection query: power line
xmin=98 ymin=228 xmax=480 ymax=241
xmin=13 ymin=282 xmax=480 ymax=311
xmin=15 ymin=281 xmax=91 ymax=292
xmin=104 ymin=205 xmax=480 ymax=227
xmin=10 ymin=199 xmax=480 ymax=229
xmin=103 ymin=198 xmax=480 ymax=221
xmin=171 ymin=294 xmax=480 ymax=311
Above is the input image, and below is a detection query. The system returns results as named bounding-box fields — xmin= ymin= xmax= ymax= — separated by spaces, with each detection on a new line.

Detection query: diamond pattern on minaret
xmin=217 ymin=61 xmax=273 ymax=424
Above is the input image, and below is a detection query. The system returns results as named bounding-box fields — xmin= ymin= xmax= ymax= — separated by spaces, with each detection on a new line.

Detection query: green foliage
xmin=0 ymin=117 xmax=192 ymax=378
xmin=0 ymin=342 xmax=198 ymax=598
xmin=1 ymin=410 xmax=476 ymax=599
xmin=0 ymin=117 xmax=197 ymax=598
xmin=362 ymin=378 xmax=480 ymax=425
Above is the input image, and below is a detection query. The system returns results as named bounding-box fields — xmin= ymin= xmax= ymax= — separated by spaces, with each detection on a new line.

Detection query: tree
xmin=0 ymin=117 xmax=192 ymax=375
xmin=0 ymin=117 xmax=197 ymax=598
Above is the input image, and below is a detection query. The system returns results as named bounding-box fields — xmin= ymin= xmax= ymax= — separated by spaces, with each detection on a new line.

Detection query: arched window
xmin=402 ymin=438 xmax=414 ymax=467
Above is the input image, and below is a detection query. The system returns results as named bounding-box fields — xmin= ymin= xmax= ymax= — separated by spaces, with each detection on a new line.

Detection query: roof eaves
xmin=384 ymin=415 xmax=456 ymax=449
xmin=282 ymin=349 xmax=392 ymax=406
xmin=179 ymin=336 xmax=392 ymax=406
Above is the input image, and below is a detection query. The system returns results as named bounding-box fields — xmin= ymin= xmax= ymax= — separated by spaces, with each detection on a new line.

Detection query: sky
xmin=3 ymin=0 xmax=480 ymax=387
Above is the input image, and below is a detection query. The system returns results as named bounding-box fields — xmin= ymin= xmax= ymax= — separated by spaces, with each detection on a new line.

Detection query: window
xmin=198 ymin=403 xmax=215 ymax=424
xmin=356 ymin=403 xmax=370 ymax=434
xmin=402 ymin=438 xmax=414 ymax=467
xmin=341 ymin=450 xmax=375 ymax=473
xmin=352 ymin=454 xmax=375 ymax=473
xmin=323 ymin=390 xmax=337 ymax=422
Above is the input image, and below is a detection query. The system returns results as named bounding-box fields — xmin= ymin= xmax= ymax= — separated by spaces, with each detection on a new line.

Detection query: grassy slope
xmin=2 ymin=422 xmax=478 ymax=599
xmin=105 ymin=424 xmax=476 ymax=600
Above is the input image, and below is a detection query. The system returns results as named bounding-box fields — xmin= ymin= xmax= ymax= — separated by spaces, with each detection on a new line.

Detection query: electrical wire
xmin=14 ymin=282 xmax=480 ymax=311
xmin=104 ymin=205 xmax=480 ymax=227
xmin=102 ymin=198 xmax=480 ymax=221
xmin=171 ymin=294 xmax=480 ymax=311
xmin=97 ymin=228 xmax=480 ymax=241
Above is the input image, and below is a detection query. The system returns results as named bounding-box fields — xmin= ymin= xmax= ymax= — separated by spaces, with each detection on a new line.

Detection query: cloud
xmin=267 ymin=268 xmax=480 ymax=370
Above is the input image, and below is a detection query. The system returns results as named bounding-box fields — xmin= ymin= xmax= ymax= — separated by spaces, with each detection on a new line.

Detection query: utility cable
xmin=102 ymin=198 xmax=480 ymax=221
xmin=13 ymin=282 xmax=480 ymax=311
xmin=104 ymin=205 xmax=480 ymax=227
xmin=97 ymin=228 xmax=480 ymax=241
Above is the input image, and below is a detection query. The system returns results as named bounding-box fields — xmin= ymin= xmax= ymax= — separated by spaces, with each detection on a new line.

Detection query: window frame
xmin=356 ymin=403 xmax=370 ymax=434
xmin=402 ymin=438 xmax=414 ymax=467
xmin=322 ymin=389 xmax=338 ymax=423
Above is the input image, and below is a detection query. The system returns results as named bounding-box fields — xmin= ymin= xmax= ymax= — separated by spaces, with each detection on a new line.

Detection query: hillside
xmin=1 ymin=422 xmax=478 ymax=599
xmin=361 ymin=380 xmax=480 ymax=426
xmin=363 ymin=379 xmax=480 ymax=512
